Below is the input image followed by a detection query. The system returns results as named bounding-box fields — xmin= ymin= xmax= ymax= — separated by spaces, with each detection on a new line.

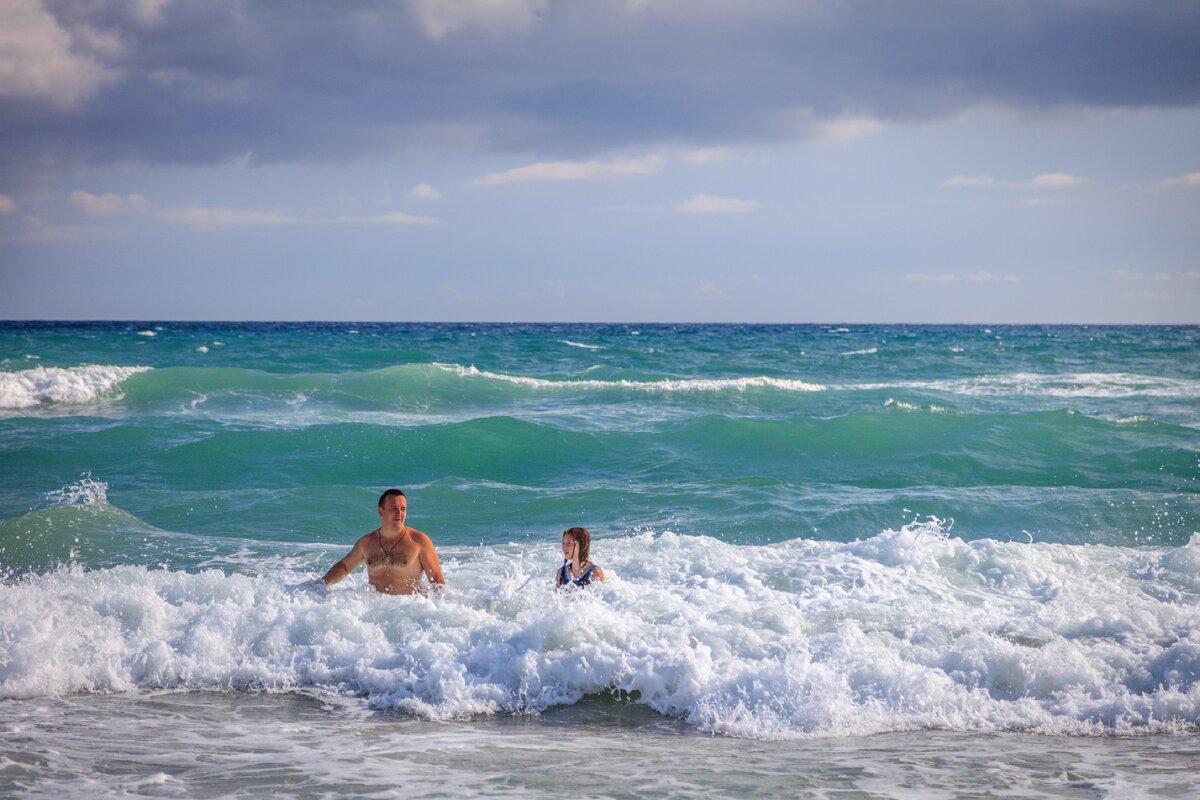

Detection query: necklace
xmin=378 ymin=527 xmax=407 ymax=556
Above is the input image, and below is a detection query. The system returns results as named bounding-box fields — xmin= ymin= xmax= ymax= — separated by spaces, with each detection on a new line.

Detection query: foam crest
xmin=861 ymin=372 xmax=1200 ymax=399
xmin=44 ymin=476 xmax=109 ymax=507
xmin=559 ymin=340 xmax=604 ymax=350
xmin=433 ymin=363 xmax=826 ymax=393
xmin=2 ymin=525 xmax=1197 ymax=739
xmin=0 ymin=365 xmax=150 ymax=409
xmin=884 ymin=398 xmax=948 ymax=413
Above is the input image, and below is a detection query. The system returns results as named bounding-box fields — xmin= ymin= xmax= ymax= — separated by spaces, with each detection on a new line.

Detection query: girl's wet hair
xmin=563 ymin=527 xmax=591 ymax=563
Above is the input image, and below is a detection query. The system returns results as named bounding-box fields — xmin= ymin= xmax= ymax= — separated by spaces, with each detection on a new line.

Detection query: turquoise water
xmin=2 ymin=322 xmax=1199 ymax=798
xmin=3 ymin=323 xmax=1198 ymax=554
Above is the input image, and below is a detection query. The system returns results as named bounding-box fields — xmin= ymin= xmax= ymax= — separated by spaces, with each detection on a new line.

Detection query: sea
xmin=1 ymin=322 xmax=1198 ymax=799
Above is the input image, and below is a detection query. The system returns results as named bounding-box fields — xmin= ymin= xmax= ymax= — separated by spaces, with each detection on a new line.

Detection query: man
xmin=310 ymin=489 xmax=445 ymax=595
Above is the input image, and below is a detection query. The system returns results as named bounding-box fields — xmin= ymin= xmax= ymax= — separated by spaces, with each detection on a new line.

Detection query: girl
xmin=556 ymin=526 xmax=605 ymax=588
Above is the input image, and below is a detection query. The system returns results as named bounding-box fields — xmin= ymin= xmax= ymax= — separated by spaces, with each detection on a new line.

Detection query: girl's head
xmin=562 ymin=527 xmax=591 ymax=563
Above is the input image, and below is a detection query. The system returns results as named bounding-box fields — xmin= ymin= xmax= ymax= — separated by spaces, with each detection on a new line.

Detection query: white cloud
xmin=944 ymin=173 xmax=1084 ymax=190
xmin=476 ymin=154 xmax=663 ymax=185
xmin=0 ymin=0 xmax=123 ymax=109
xmin=778 ymin=107 xmax=883 ymax=142
xmin=69 ymin=190 xmax=148 ymax=216
xmin=408 ymin=182 xmax=443 ymax=200
xmin=1187 ymin=271 xmax=1200 ymax=281
xmin=157 ymin=207 xmax=295 ymax=228
xmin=0 ymin=195 xmax=15 ymax=213
xmin=676 ymin=193 xmax=760 ymax=214
xmin=1159 ymin=172 xmax=1200 ymax=188
xmin=1030 ymin=172 xmax=1082 ymax=188
xmin=410 ymin=0 xmax=547 ymax=40
xmin=811 ymin=115 xmax=882 ymax=142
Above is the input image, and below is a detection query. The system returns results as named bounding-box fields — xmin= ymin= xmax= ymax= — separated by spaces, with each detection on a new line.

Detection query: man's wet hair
xmin=378 ymin=488 xmax=407 ymax=508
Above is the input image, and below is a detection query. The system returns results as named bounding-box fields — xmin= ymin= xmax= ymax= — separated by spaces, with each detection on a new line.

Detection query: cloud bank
xmin=2 ymin=1 xmax=1198 ymax=185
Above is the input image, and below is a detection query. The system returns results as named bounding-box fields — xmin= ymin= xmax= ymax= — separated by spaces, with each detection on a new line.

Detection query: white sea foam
xmin=884 ymin=398 xmax=948 ymax=413
xmin=559 ymin=340 xmax=604 ymax=350
xmin=429 ymin=365 xmax=1194 ymax=400
xmin=137 ymin=330 xmax=156 ymax=337
xmin=195 ymin=346 xmax=209 ymax=353
xmin=44 ymin=476 xmax=109 ymax=507
xmin=0 ymin=365 xmax=151 ymax=410
xmin=841 ymin=347 xmax=878 ymax=356
xmin=856 ymin=372 xmax=1200 ymax=399
xmin=433 ymin=363 xmax=826 ymax=393
xmin=2 ymin=521 xmax=1197 ymax=739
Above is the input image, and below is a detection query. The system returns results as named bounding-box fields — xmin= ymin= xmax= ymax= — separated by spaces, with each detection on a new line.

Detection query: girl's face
xmin=562 ymin=534 xmax=577 ymax=560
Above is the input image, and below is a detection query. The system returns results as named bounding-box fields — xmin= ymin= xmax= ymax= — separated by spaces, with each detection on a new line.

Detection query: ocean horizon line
xmin=2 ymin=319 xmax=1198 ymax=327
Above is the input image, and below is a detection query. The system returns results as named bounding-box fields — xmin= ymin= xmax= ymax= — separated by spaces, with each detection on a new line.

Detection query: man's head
xmin=378 ymin=488 xmax=406 ymax=508
xmin=378 ymin=489 xmax=407 ymax=527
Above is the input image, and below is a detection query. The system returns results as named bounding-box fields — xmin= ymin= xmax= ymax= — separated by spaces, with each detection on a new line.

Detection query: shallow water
xmin=3 ymin=692 xmax=1197 ymax=799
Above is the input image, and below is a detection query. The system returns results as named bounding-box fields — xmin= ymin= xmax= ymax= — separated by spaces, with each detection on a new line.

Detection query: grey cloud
xmin=2 ymin=0 xmax=1198 ymax=182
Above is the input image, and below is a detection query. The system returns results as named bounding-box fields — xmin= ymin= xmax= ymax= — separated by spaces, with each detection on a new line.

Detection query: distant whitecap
xmin=0 ymin=365 xmax=151 ymax=409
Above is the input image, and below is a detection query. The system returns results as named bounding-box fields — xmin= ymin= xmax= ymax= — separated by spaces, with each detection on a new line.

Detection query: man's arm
xmin=418 ymin=532 xmax=445 ymax=588
xmin=321 ymin=536 xmax=369 ymax=587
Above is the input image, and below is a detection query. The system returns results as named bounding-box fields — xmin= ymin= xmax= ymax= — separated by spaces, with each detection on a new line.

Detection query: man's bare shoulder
xmin=408 ymin=527 xmax=434 ymax=545
xmin=354 ymin=529 xmax=380 ymax=547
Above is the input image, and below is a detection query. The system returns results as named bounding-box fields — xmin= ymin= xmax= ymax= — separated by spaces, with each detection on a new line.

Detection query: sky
xmin=1 ymin=0 xmax=1198 ymax=323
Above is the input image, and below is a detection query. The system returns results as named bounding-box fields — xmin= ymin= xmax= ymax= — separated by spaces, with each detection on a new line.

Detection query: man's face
xmin=379 ymin=495 xmax=407 ymax=527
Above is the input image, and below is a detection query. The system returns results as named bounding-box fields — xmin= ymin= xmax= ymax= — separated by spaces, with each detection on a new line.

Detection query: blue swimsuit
xmin=559 ymin=562 xmax=597 ymax=587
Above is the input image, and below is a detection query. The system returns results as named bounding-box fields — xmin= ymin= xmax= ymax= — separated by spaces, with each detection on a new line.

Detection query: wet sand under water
xmin=2 ymin=692 xmax=1196 ymax=799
